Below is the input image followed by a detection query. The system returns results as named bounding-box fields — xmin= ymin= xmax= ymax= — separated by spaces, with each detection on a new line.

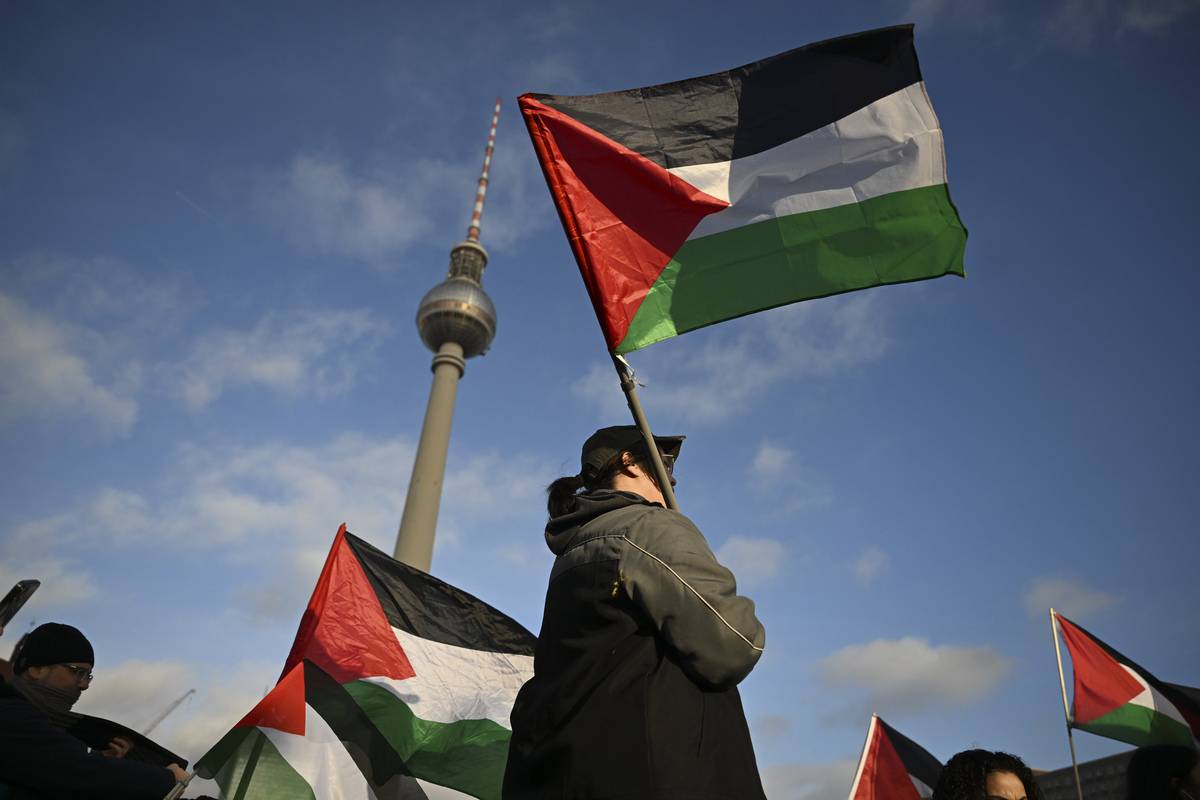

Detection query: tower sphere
xmin=416 ymin=277 xmax=496 ymax=358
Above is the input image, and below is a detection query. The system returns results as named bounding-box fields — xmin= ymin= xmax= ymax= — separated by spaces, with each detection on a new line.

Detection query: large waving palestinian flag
xmin=520 ymin=25 xmax=966 ymax=354
xmin=847 ymin=715 xmax=942 ymax=800
xmin=195 ymin=526 xmax=536 ymax=798
xmin=1056 ymin=612 xmax=1199 ymax=749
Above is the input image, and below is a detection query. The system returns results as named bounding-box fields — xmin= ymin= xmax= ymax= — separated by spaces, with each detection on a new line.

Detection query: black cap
xmin=13 ymin=623 xmax=94 ymax=673
xmin=581 ymin=425 xmax=684 ymax=478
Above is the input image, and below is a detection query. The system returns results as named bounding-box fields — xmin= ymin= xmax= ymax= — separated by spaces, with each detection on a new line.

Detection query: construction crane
xmin=141 ymin=688 xmax=195 ymax=736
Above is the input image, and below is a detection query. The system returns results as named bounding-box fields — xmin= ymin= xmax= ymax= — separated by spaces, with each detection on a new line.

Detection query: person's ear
xmin=25 ymin=665 xmax=49 ymax=681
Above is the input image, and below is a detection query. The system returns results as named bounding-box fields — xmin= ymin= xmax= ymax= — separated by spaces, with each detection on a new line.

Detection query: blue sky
xmin=2 ymin=0 xmax=1198 ymax=796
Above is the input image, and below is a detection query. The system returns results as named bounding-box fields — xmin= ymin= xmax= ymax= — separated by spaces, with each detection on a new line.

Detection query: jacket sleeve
xmin=619 ymin=509 xmax=765 ymax=688
xmin=0 ymin=698 xmax=178 ymax=800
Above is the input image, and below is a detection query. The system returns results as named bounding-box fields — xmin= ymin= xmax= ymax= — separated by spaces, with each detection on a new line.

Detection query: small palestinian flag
xmin=1055 ymin=611 xmax=1199 ymax=748
xmin=847 ymin=715 xmax=942 ymax=800
xmin=520 ymin=25 xmax=966 ymax=355
xmin=195 ymin=525 xmax=536 ymax=799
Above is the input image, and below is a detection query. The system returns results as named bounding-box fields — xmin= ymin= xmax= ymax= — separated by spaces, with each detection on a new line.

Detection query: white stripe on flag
xmin=418 ymin=779 xmax=479 ymax=799
xmin=1120 ymin=664 xmax=1191 ymax=727
xmin=669 ymin=82 xmax=947 ymax=240
xmin=362 ymin=627 xmax=534 ymax=728
xmin=263 ymin=704 xmax=371 ymax=800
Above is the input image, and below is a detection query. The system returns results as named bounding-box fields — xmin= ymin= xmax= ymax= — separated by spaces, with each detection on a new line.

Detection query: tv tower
xmin=393 ymin=100 xmax=501 ymax=571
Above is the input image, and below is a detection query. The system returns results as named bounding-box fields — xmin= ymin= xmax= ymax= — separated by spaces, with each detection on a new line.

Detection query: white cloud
xmin=168 ymin=308 xmax=391 ymax=410
xmin=72 ymin=656 xmax=280 ymax=772
xmin=259 ymin=153 xmax=437 ymax=263
xmin=761 ymin=759 xmax=858 ymax=800
xmin=573 ymin=293 xmax=889 ymax=425
xmin=752 ymin=442 xmax=793 ymax=481
xmin=716 ymin=536 xmax=787 ymax=586
xmin=72 ymin=659 xmax=195 ymax=730
xmin=1045 ymin=0 xmax=1197 ymax=48
xmin=817 ymin=636 xmax=1011 ymax=718
xmin=254 ymin=147 xmax=550 ymax=266
xmin=1046 ymin=0 xmax=1108 ymax=49
xmin=906 ymin=0 xmax=1196 ymax=51
xmin=753 ymin=713 xmax=793 ymax=739
xmin=1024 ymin=576 xmax=1117 ymax=620
xmin=852 ymin=547 xmax=889 ymax=587
xmin=1119 ymin=0 xmax=1199 ymax=31
xmin=903 ymin=0 xmax=1006 ymax=36
xmin=6 ymin=252 xmax=185 ymax=335
xmin=14 ymin=434 xmax=553 ymax=621
xmin=0 ymin=558 xmax=99 ymax=616
xmin=0 ymin=292 xmax=140 ymax=437
xmin=749 ymin=441 xmax=834 ymax=513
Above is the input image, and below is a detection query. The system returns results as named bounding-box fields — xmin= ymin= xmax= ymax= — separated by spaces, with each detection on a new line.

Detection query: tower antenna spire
xmin=466 ymin=98 xmax=502 ymax=243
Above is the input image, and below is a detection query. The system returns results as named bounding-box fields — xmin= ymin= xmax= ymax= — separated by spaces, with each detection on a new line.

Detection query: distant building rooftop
xmin=1036 ymin=750 xmax=1133 ymax=800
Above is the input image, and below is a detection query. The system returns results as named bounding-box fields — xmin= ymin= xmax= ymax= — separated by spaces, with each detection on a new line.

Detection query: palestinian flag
xmin=520 ymin=24 xmax=966 ymax=355
xmin=195 ymin=525 xmax=536 ymax=798
xmin=1055 ymin=611 xmax=1199 ymax=749
xmin=847 ymin=715 xmax=942 ymax=800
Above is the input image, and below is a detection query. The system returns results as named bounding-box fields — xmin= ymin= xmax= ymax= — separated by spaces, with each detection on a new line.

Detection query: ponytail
xmin=547 ymin=474 xmax=586 ymax=517
xmin=547 ymin=449 xmax=648 ymax=517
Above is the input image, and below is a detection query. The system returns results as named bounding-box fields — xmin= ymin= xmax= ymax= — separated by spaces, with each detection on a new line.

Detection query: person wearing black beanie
xmin=0 ymin=622 xmax=188 ymax=799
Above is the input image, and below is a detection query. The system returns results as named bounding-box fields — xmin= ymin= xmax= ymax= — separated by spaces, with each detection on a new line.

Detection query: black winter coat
xmin=503 ymin=490 xmax=767 ymax=800
xmin=0 ymin=677 xmax=177 ymax=800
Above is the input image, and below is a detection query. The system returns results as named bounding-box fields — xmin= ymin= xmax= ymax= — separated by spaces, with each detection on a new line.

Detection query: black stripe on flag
xmin=530 ymin=24 xmax=921 ymax=170
xmin=878 ymin=717 xmax=942 ymax=788
xmin=344 ymin=532 xmax=537 ymax=655
xmin=302 ymin=660 xmax=428 ymax=800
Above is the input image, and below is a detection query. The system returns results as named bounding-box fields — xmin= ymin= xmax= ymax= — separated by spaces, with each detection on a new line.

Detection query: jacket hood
xmin=544 ymin=490 xmax=656 ymax=555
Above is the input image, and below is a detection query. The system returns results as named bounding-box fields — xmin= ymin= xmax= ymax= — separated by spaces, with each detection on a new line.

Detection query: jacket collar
xmin=544 ymin=489 xmax=658 ymax=555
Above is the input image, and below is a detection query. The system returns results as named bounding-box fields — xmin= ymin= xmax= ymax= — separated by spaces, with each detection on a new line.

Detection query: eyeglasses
xmin=658 ymin=452 xmax=676 ymax=479
xmin=58 ymin=664 xmax=93 ymax=683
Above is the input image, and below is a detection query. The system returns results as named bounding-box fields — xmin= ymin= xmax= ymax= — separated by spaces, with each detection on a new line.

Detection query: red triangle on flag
xmin=235 ymin=660 xmax=307 ymax=736
xmin=849 ymin=715 xmax=924 ymax=800
xmin=282 ymin=525 xmax=415 ymax=685
xmin=519 ymin=95 xmax=728 ymax=351
xmin=1056 ymin=613 xmax=1144 ymax=725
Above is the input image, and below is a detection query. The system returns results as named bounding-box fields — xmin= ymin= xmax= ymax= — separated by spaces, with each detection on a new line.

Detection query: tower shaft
xmin=393 ymin=342 xmax=464 ymax=570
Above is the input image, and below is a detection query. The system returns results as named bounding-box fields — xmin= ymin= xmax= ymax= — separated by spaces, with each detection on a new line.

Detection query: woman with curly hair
xmin=931 ymin=749 xmax=1040 ymax=800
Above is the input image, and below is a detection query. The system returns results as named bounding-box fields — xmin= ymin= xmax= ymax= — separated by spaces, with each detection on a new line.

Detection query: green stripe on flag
xmin=1078 ymin=703 xmax=1196 ymax=748
xmin=617 ymin=184 xmax=967 ymax=353
xmin=212 ymin=728 xmax=317 ymax=800
xmin=344 ymin=679 xmax=514 ymax=800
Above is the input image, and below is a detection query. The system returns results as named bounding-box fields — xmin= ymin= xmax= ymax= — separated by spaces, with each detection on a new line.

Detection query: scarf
xmin=9 ymin=673 xmax=83 ymax=729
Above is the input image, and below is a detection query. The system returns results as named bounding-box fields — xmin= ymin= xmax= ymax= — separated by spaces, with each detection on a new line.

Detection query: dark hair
xmin=932 ymin=749 xmax=1041 ymax=800
xmin=1126 ymin=745 xmax=1198 ymax=800
xmin=547 ymin=448 xmax=651 ymax=517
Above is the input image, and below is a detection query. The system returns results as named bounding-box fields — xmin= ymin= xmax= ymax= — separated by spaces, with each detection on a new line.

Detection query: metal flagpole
xmin=610 ymin=353 xmax=679 ymax=510
xmin=1049 ymin=608 xmax=1085 ymax=800
xmin=162 ymin=775 xmax=192 ymax=800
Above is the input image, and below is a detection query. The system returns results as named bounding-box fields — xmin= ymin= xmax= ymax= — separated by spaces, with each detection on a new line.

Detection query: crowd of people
xmin=0 ymin=425 xmax=1196 ymax=799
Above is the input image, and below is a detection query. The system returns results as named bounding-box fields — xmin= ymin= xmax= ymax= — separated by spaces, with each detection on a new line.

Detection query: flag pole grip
xmin=1049 ymin=608 xmax=1085 ymax=800
xmin=610 ymin=353 xmax=680 ymax=511
xmin=161 ymin=774 xmax=192 ymax=800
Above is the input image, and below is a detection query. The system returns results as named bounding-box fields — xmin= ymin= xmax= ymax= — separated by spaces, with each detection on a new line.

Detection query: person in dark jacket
xmin=0 ymin=622 xmax=185 ymax=799
xmin=1126 ymin=745 xmax=1199 ymax=800
xmin=503 ymin=426 xmax=767 ymax=800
